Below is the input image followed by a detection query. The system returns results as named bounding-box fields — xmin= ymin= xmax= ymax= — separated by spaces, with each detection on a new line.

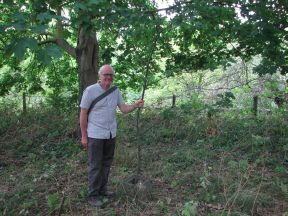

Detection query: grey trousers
xmin=88 ymin=137 xmax=116 ymax=198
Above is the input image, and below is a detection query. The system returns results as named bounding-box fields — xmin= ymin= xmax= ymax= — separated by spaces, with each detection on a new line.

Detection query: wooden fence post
xmin=23 ymin=92 xmax=27 ymax=113
xmin=253 ymin=95 xmax=258 ymax=116
xmin=172 ymin=94 xmax=176 ymax=108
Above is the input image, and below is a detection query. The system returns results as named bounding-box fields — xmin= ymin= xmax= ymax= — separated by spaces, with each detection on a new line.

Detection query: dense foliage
xmin=0 ymin=0 xmax=287 ymax=100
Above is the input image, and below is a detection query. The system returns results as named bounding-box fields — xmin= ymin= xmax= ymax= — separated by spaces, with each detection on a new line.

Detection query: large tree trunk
xmin=76 ymin=28 xmax=99 ymax=101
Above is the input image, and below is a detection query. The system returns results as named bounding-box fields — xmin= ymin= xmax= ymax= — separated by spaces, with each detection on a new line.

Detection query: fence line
xmin=1 ymin=90 xmax=284 ymax=116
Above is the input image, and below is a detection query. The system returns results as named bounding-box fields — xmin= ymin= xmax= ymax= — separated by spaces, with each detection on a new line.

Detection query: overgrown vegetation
xmin=0 ymin=102 xmax=287 ymax=215
xmin=1 ymin=0 xmax=287 ymax=215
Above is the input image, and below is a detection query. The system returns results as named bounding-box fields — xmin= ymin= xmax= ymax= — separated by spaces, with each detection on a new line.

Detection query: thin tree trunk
xmin=253 ymin=95 xmax=258 ymax=116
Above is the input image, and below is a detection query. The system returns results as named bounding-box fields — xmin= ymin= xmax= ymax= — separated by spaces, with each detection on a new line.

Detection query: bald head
xmin=98 ymin=65 xmax=115 ymax=76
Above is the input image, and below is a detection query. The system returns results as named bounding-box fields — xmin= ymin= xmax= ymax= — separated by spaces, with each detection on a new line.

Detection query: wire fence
xmin=0 ymin=88 xmax=285 ymax=117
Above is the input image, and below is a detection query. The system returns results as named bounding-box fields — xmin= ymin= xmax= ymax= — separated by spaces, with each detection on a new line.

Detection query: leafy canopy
xmin=0 ymin=0 xmax=287 ymax=97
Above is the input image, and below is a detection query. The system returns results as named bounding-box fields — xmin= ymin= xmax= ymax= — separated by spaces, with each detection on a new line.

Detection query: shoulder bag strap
xmin=88 ymin=86 xmax=118 ymax=115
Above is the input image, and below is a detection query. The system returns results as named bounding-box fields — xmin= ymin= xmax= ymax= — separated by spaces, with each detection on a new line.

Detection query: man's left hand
xmin=134 ymin=100 xmax=144 ymax=108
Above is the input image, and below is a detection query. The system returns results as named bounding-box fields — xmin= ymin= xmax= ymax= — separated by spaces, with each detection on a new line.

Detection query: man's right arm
xmin=79 ymin=108 xmax=89 ymax=148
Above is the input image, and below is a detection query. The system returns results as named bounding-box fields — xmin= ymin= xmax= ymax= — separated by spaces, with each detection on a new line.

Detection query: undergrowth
xmin=0 ymin=105 xmax=287 ymax=215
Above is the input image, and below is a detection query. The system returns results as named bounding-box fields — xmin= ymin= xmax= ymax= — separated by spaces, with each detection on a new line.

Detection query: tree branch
xmin=38 ymin=38 xmax=76 ymax=58
xmin=55 ymin=38 xmax=76 ymax=58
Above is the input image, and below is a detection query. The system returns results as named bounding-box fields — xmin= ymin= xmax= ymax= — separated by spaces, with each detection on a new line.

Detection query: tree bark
xmin=45 ymin=27 xmax=99 ymax=103
xmin=76 ymin=28 xmax=99 ymax=101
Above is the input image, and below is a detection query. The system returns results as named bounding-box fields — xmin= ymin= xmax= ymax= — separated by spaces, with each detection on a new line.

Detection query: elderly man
xmin=79 ymin=64 xmax=144 ymax=208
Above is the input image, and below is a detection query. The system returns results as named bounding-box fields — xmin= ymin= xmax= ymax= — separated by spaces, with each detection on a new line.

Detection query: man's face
xmin=100 ymin=67 xmax=114 ymax=87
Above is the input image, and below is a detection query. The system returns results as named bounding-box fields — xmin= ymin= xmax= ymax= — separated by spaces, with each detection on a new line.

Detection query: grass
xmin=0 ymin=105 xmax=287 ymax=215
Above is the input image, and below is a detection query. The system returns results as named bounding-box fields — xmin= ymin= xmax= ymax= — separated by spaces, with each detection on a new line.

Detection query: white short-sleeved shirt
xmin=80 ymin=83 xmax=124 ymax=139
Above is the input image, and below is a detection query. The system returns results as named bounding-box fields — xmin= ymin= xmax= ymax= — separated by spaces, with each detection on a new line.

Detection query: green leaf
xmin=181 ymin=200 xmax=198 ymax=216
xmin=12 ymin=21 xmax=27 ymax=31
xmin=88 ymin=0 xmax=101 ymax=4
xmin=73 ymin=2 xmax=88 ymax=11
xmin=37 ymin=45 xmax=62 ymax=65
xmin=47 ymin=193 xmax=61 ymax=213
xmin=225 ymin=91 xmax=235 ymax=99
xmin=31 ymin=25 xmax=47 ymax=33
xmin=11 ymin=38 xmax=38 ymax=59
xmin=37 ymin=12 xmax=57 ymax=22
xmin=46 ymin=45 xmax=62 ymax=58
xmin=37 ymin=49 xmax=51 ymax=65
xmin=12 ymin=12 xmax=27 ymax=21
